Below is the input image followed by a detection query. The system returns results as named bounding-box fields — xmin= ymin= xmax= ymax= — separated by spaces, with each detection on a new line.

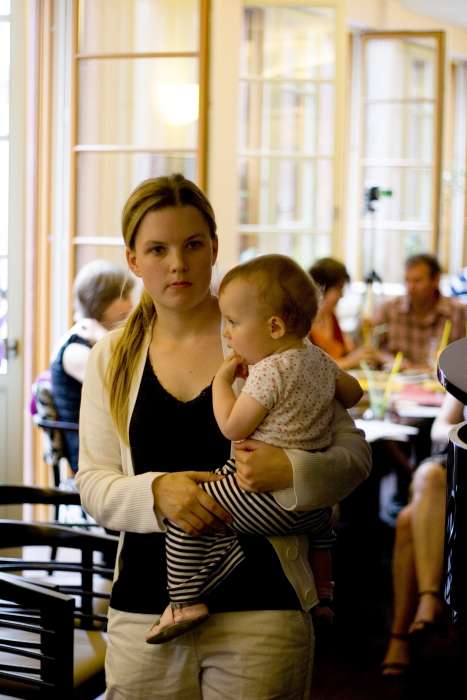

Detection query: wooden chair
xmin=0 ymin=483 xmax=102 ymax=566
xmin=0 ymin=521 xmax=118 ymax=698
xmin=0 ymin=483 xmax=94 ymax=526
xmin=31 ymin=373 xmax=79 ymax=490
xmin=0 ymin=483 xmax=81 ymax=510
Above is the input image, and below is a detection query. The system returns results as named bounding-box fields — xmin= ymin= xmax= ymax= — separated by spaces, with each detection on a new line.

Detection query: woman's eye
xmin=187 ymin=239 xmax=203 ymax=249
xmin=152 ymin=246 xmax=165 ymax=255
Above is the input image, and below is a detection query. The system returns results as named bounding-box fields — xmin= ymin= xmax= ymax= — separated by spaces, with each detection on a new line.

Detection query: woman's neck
xmin=314 ymin=307 xmax=333 ymax=326
xmin=153 ymin=294 xmax=220 ymax=344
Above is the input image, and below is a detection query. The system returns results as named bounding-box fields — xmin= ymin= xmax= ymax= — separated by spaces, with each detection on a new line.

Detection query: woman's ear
xmin=211 ymin=237 xmax=219 ymax=266
xmin=268 ymin=316 xmax=286 ymax=339
xmin=126 ymin=248 xmax=141 ymax=278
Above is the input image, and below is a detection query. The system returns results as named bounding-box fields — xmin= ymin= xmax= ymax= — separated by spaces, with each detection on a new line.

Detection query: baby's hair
xmin=219 ymin=254 xmax=319 ymax=338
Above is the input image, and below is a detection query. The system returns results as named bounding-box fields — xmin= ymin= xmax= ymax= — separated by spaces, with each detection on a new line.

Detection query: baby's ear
xmin=268 ymin=316 xmax=286 ymax=339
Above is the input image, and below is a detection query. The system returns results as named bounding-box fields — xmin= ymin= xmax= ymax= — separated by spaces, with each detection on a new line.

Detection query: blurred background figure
xmin=373 ymin=254 xmax=466 ymax=371
xmin=50 ymin=260 xmax=135 ymax=474
xmin=308 ymin=257 xmax=380 ymax=370
xmin=381 ymin=392 xmax=464 ymax=678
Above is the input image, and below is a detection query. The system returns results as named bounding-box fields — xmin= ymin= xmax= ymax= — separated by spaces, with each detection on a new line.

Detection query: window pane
xmin=363 ymin=166 xmax=432 ymax=222
xmin=78 ymin=58 xmax=199 ymax=148
xmin=78 ymin=0 xmax=199 ymax=54
xmin=0 ymin=23 xmax=10 ymax=137
xmin=365 ymin=103 xmax=434 ymax=160
xmin=242 ymin=7 xmax=335 ymax=80
xmin=0 ymin=1 xmax=10 ymax=16
xmin=239 ymin=231 xmax=330 ymax=267
xmin=0 ymin=141 xmax=8 ymax=255
xmin=239 ymin=156 xmax=332 ymax=233
xmin=75 ymin=244 xmax=127 ymax=269
xmin=365 ymin=37 xmax=436 ymax=100
xmin=361 ymin=228 xmax=431 ymax=283
xmin=240 ymin=80 xmax=334 ymax=156
xmin=76 ymin=152 xmax=196 ymax=237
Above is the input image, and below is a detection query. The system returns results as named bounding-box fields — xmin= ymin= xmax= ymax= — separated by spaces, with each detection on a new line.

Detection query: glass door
xmin=72 ymin=0 xmax=209 ymax=273
xmin=360 ymin=31 xmax=445 ymax=283
xmin=237 ymin=0 xmax=346 ymax=268
xmin=0 ymin=2 xmax=10 ymax=378
xmin=0 ymin=0 xmax=24 ymax=484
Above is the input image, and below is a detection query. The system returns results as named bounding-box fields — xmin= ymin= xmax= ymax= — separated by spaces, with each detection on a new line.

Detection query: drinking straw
xmin=383 ymin=351 xmax=404 ymax=405
xmin=437 ymin=319 xmax=452 ymax=356
xmin=362 ymin=321 xmax=372 ymax=347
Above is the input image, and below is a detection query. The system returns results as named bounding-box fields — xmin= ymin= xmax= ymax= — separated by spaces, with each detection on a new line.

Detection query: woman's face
xmin=126 ymin=205 xmax=218 ymax=314
xmin=322 ymin=282 xmax=345 ymax=313
xmin=100 ymin=295 xmax=133 ymax=330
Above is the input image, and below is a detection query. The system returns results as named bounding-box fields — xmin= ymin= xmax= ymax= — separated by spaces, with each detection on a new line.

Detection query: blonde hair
xmin=219 ymin=254 xmax=319 ymax=338
xmin=106 ymin=174 xmax=217 ymax=441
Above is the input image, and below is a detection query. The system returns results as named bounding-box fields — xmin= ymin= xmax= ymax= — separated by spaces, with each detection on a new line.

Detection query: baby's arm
xmin=335 ymin=370 xmax=363 ymax=408
xmin=212 ymin=354 xmax=268 ymax=441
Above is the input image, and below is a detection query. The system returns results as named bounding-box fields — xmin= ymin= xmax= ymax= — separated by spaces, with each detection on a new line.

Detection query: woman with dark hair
xmin=309 ymin=257 xmax=379 ymax=370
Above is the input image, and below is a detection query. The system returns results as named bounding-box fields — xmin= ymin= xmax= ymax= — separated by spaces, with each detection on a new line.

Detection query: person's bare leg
xmin=409 ymin=460 xmax=446 ymax=632
xmin=382 ymin=506 xmax=417 ymax=674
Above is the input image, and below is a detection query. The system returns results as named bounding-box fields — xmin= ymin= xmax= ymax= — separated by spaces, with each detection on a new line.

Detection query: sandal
xmin=409 ymin=590 xmax=444 ymax=636
xmin=381 ymin=632 xmax=410 ymax=678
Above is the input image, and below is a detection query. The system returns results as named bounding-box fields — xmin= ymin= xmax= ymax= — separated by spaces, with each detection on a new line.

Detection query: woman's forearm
xmin=274 ymin=402 xmax=372 ymax=510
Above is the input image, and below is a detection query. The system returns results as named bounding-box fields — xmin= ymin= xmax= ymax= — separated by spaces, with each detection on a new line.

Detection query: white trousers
xmin=105 ymin=607 xmax=314 ymax=699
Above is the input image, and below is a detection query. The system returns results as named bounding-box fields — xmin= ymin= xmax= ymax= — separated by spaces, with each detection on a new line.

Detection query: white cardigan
xmin=76 ymin=327 xmax=372 ymax=610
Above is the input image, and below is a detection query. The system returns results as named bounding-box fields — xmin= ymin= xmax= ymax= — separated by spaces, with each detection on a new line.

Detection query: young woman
xmin=76 ymin=175 xmax=371 ymax=699
xmin=381 ymin=392 xmax=464 ymax=677
xmin=308 ymin=257 xmax=379 ymax=370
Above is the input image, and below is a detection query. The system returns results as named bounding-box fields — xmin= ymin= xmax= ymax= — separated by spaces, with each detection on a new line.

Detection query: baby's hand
xmin=217 ymin=353 xmax=248 ymax=384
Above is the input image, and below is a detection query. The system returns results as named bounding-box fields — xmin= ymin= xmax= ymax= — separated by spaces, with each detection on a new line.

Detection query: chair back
xmin=31 ymin=372 xmax=78 ymax=487
xmin=0 ymin=521 xmax=117 ymax=697
xmin=0 ymin=571 xmax=75 ymax=698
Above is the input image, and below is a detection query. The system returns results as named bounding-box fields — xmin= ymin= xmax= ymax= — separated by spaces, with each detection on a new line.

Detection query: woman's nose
xmin=169 ymin=250 xmax=187 ymax=271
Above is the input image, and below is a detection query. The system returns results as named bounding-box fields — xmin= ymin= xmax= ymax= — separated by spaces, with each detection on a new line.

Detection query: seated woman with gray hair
xmin=50 ymin=259 xmax=134 ymax=473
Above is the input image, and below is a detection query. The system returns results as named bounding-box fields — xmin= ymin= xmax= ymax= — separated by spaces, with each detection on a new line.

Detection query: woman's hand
xmin=338 ymin=345 xmax=381 ymax=370
xmin=233 ymin=440 xmax=293 ymax=492
xmin=152 ymin=471 xmax=232 ymax=535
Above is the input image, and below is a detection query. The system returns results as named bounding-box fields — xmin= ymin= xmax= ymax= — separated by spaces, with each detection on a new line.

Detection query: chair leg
xmin=49 ymin=503 xmax=60 ymax=569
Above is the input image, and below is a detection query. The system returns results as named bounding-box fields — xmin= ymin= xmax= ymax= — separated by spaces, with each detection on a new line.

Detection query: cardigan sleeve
xmin=273 ymin=401 xmax=372 ymax=511
xmin=76 ymin=336 xmax=166 ymax=534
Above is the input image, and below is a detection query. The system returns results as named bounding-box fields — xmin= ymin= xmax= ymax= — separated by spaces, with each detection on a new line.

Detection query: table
xmin=355 ymin=418 xmax=418 ymax=443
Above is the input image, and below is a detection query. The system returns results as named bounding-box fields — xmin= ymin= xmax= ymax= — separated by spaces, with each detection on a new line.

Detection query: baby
xmin=147 ymin=254 xmax=363 ymax=644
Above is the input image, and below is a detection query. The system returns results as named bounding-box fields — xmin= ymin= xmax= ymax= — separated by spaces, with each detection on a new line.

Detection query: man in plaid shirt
xmin=373 ymin=253 xmax=466 ymax=370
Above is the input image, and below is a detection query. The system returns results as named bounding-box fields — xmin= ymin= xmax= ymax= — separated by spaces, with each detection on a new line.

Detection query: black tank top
xmin=110 ymin=356 xmax=300 ymax=614
xmin=50 ymin=333 xmax=91 ymax=471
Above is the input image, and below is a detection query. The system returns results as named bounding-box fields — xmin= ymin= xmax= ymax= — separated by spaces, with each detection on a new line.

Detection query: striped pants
xmin=166 ymin=460 xmax=334 ymax=604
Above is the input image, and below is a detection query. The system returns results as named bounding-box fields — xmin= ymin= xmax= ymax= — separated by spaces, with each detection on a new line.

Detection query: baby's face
xmin=219 ymin=279 xmax=274 ymax=364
